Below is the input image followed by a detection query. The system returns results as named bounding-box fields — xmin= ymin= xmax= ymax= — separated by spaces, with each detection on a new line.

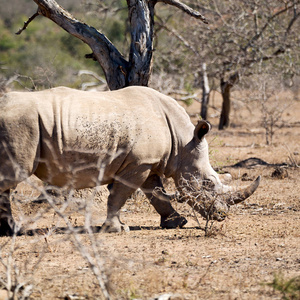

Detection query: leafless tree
xmin=158 ymin=0 xmax=300 ymax=128
xmin=248 ymin=74 xmax=291 ymax=145
xmin=16 ymin=0 xmax=208 ymax=90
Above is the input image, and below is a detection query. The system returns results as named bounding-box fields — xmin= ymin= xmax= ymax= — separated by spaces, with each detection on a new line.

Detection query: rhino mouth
xmin=177 ymin=175 xmax=261 ymax=222
xmin=178 ymin=186 xmax=230 ymax=222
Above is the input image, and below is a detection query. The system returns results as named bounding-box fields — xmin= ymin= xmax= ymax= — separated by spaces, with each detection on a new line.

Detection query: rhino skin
xmin=0 ymin=86 xmax=260 ymax=235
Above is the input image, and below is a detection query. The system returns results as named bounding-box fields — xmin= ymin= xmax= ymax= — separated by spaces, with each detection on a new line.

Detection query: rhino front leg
xmin=0 ymin=190 xmax=15 ymax=236
xmin=142 ymin=175 xmax=187 ymax=229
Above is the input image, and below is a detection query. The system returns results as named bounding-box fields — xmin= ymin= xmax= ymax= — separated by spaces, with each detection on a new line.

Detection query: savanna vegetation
xmin=0 ymin=1 xmax=299 ymax=299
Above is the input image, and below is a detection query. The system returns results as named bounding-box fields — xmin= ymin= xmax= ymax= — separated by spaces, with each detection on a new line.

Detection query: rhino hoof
xmin=101 ymin=220 xmax=130 ymax=233
xmin=161 ymin=214 xmax=187 ymax=229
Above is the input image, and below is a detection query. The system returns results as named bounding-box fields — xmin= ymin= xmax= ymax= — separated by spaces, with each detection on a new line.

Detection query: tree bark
xmin=127 ymin=0 xmax=155 ymax=86
xmin=200 ymin=63 xmax=210 ymax=120
xmin=218 ymin=72 xmax=239 ymax=130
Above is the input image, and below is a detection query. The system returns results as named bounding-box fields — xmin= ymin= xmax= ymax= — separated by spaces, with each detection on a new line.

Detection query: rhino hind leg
xmin=101 ymin=216 xmax=130 ymax=233
xmin=102 ymin=165 xmax=153 ymax=233
xmin=142 ymin=175 xmax=187 ymax=229
xmin=101 ymin=181 xmax=137 ymax=233
xmin=0 ymin=190 xmax=15 ymax=236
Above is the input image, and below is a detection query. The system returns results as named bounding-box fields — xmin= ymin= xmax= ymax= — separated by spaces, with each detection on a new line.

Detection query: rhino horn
xmin=225 ymin=176 xmax=261 ymax=205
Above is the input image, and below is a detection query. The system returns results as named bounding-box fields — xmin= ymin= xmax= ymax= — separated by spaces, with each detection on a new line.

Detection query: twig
xmin=158 ymin=0 xmax=209 ymax=24
xmin=284 ymin=144 xmax=299 ymax=168
xmin=192 ymin=208 xmax=203 ymax=229
xmin=15 ymin=11 xmax=40 ymax=35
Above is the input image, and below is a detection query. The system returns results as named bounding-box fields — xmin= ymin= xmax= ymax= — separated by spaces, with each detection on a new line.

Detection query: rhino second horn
xmin=225 ymin=176 xmax=261 ymax=205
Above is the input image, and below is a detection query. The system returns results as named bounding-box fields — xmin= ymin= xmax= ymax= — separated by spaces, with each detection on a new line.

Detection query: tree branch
xmin=156 ymin=17 xmax=200 ymax=57
xmin=284 ymin=6 xmax=300 ymax=40
xmin=243 ymin=2 xmax=299 ymax=52
xmin=15 ymin=11 xmax=40 ymax=35
xmin=157 ymin=0 xmax=209 ymax=24
xmin=28 ymin=0 xmax=128 ymax=90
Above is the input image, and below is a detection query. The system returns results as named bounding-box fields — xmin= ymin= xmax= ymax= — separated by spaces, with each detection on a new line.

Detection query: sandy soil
xmin=0 ymin=90 xmax=299 ymax=300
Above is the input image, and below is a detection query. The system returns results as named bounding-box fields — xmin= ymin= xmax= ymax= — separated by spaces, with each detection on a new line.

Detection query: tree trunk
xmin=127 ymin=0 xmax=155 ymax=86
xmin=218 ymin=72 xmax=239 ymax=130
xmin=200 ymin=63 xmax=210 ymax=120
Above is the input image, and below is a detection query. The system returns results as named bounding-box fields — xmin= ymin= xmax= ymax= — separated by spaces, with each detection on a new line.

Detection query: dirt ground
xmin=0 ymin=90 xmax=299 ymax=300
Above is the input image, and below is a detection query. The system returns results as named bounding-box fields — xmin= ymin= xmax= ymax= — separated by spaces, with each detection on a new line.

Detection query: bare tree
xmin=16 ymin=0 xmax=208 ymax=90
xmin=158 ymin=0 xmax=300 ymax=128
xmin=218 ymin=72 xmax=239 ymax=129
xmin=248 ymin=74 xmax=291 ymax=145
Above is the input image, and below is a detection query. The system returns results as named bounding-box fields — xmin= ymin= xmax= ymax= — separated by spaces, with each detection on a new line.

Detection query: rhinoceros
xmin=0 ymin=86 xmax=260 ymax=235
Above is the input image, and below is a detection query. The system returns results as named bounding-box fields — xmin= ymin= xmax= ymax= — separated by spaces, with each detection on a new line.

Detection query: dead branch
xmin=243 ymin=2 xmax=299 ymax=52
xmin=157 ymin=0 xmax=209 ymax=24
xmin=28 ymin=0 xmax=128 ymax=90
xmin=156 ymin=18 xmax=201 ymax=56
xmin=18 ymin=0 xmax=208 ymax=90
xmin=15 ymin=11 xmax=40 ymax=35
xmin=78 ymin=70 xmax=106 ymax=84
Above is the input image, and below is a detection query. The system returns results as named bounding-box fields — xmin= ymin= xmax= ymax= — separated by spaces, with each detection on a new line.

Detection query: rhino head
xmin=156 ymin=120 xmax=260 ymax=222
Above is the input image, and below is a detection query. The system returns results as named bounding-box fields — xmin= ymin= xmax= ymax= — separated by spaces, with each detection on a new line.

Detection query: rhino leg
xmin=101 ymin=181 xmax=136 ymax=233
xmin=102 ymin=165 xmax=152 ymax=233
xmin=0 ymin=190 xmax=15 ymax=236
xmin=142 ymin=175 xmax=187 ymax=229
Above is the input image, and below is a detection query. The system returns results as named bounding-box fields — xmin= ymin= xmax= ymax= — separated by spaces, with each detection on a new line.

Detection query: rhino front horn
xmin=226 ymin=176 xmax=261 ymax=205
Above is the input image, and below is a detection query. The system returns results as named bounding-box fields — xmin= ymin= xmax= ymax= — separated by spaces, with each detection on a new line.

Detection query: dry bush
xmin=245 ymin=74 xmax=292 ymax=145
xmin=1 ymin=176 xmax=112 ymax=299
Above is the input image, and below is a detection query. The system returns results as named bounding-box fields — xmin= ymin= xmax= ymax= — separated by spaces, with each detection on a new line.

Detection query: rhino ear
xmin=194 ymin=120 xmax=211 ymax=141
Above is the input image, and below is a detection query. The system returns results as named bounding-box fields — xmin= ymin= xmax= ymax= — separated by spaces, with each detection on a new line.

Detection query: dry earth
xmin=0 ymin=90 xmax=299 ymax=300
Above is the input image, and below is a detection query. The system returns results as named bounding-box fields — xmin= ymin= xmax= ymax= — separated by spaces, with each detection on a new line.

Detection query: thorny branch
xmin=39 ymin=190 xmax=111 ymax=300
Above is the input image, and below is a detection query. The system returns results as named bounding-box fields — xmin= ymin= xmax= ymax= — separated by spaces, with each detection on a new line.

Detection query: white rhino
xmin=0 ymin=86 xmax=260 ymax=235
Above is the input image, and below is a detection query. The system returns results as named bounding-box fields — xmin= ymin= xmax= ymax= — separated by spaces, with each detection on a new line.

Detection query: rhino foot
xmin=101 ymin=218 xmax=130 ymax=233
xmin=160 ymin=213 xmax=187 ymax=229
